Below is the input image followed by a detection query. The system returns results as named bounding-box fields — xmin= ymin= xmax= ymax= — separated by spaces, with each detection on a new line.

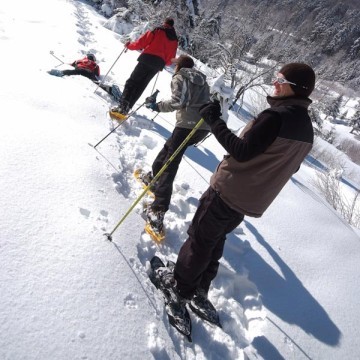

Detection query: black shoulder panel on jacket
xmin=268 ymin=107 xmax=314 ymax=144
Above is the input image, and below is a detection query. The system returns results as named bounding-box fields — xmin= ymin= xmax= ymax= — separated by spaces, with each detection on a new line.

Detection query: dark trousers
xmin=122 ymin=62 xmax=159 ymax=109
xmin=62 ymin=69 xmax=97 ymax=81
xmin=151 ymin=127 xmax=210 ymax=212
xmin=174 ymin=187 xmax=244 ymax=299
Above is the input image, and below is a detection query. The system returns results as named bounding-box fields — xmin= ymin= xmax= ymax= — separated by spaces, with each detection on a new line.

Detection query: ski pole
xmin=105 ymin=118 xmax=205 ymax=241
xmin=50 ymin=50 xmax=65 ymax=65
xmin=151 ymin=112 xmax=160 ymax=122
xmin=92 ymin=101 xmax=146 ymax=149
xmin=150 ymin=72 xmax=160 ymax=96
xmin=94 ymin=47 xmax=127 ymax=94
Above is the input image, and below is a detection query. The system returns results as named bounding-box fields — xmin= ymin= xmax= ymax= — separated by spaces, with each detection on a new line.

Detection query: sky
xmin=0 ymin=1 xmax=360 ymax=359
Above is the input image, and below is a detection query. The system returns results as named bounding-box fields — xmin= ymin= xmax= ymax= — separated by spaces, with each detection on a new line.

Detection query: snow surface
xmin=0 ymin=1 xmax=360 ymax=359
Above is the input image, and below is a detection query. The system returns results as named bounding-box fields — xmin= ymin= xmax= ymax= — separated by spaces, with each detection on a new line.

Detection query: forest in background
xmin=95 ymin=0 xmax=359 ymax=93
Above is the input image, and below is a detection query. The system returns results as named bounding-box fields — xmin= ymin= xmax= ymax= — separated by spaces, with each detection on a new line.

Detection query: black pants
xmin=122 ymin=62 xmax=159 ymax=109
xmin=62 ymin=69 xmax=97 ymax=81
xmin=174 ymin=187 xmax=244 ymax=299
xmin=151 ymin=127 xmax=210 ymax=212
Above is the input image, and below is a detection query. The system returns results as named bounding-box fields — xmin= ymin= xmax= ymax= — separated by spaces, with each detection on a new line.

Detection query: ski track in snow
xmin=96 ymin=108 xmax=265 ymax=357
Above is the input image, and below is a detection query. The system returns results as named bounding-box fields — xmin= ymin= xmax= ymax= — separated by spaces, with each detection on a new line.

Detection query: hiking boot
xmin=140 ymin=171 xmax=153 ymax=186
xmin=48 ymin=69 xmax=64 ymax=77
xmin=189 ymin=288 xmax=221 ymax=327
xmin=153 ymin=266 xmax=188 ymax=308
xmin=140 ymin=170 xmax=157 ymax=192
xmin=166 ymin=260 xmax=176 ymax=272
xmin=145 ymin=207 xmax=165 ymax=234
xmin=154 ymin=266 xmax=176 ymax=291
xmin=111 ymin=99 xmax=130 ymax=116
xmin=111 ymin=85 xmax=122 ymax=102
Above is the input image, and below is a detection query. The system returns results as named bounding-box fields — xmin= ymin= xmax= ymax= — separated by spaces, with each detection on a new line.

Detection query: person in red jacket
xmin=62 ymin=53 xmax=100 ymax=81
xmin=110 ymin=17 xmax=178 ymax=119
xmin=48 ymin=53 xmax=100 ymax=81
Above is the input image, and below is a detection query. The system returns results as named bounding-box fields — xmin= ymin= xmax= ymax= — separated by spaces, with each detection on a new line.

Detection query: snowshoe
xmin=188 ymin=289 xmax=221 ymax=327
xmin=109 ymin=108 xmax=128 ymax=122
xmin=149 ymin=256 xmax=192 ymax=341
xmin=144 ymin=206 xmax=165 ymax=242
xmin=48 ymin=69 xmax=64 ymax=77
xmin=145 ymin=222 xmax=165 ymax=242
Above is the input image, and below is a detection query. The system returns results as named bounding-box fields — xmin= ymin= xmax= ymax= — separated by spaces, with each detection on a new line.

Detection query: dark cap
xmin=279 ymin=63 xmax=316 ymax=97
xmin=171 ymin=55 xmax=194 ymax=69
xmin=164 ymin=17 xmax=174 ymax=27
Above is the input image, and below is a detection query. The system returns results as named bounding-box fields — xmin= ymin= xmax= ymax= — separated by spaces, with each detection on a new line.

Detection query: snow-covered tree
xmin=309 ymin=106 xmax=323 ymax=136
xmin=324 ymin=95 xmax=343 ymax=121
xmin=350 ymin=106 xmax=360 ymax=134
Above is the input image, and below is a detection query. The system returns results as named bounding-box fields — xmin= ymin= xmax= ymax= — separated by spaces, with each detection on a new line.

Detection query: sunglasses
xmin=273 ymin=77 xmax=297 ymax=86
xmin=273 ymin=76 xmax=309 ymax=89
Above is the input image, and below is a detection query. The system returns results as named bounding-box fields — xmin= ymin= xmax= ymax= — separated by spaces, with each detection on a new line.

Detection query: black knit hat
xmin=164 ymin=17 xmax=174 ymax=27
xmin=279 ymin=63 xmax=316 ymax=97
xmin=171 ymin=55 xmax=194 ymax=69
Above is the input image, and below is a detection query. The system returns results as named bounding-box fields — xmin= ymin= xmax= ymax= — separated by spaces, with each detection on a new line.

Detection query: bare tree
xmin=311 ymin=153 xmax=360 ymax=228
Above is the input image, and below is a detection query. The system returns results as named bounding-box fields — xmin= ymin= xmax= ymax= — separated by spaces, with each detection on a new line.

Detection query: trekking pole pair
xmin=94 ymin=47 xmax=127 ymax=94
xmin=105 ymin=118 xmax=205 ymax=241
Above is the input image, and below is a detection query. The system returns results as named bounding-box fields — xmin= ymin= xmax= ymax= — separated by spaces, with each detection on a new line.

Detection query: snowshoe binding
xmin=149 ymin=256 xmax=192 ymax=341
xmin=189 ymin=288 xmax=221 ymax=327
xmin=144 ymin=206 xmax=165 ymax=242
xmin=134 ymin=168 xmax=155 ymax=197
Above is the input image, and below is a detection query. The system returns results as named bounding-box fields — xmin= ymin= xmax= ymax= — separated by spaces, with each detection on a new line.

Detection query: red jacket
xmin=127 ymin=25 xmax=178 ymax=67
xmin=72 ymin=57 xmax=100 ymax=76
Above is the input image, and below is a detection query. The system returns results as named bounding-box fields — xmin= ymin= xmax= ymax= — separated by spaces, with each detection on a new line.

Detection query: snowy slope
xmin=0 ymin=1 xmax=359 ymax=359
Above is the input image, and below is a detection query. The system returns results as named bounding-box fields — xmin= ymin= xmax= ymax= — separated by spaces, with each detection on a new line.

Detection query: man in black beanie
xmin=147 ymin=62 xmax=316 ymax=337
xmin=274 ymin=63 xmax=315 ymax=97
xmin=275 ymin=63 xmax=315 ymax=98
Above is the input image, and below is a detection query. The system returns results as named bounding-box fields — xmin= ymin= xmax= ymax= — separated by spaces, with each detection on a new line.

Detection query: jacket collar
xmin=267 ymin=95 xmax=312 ymax=109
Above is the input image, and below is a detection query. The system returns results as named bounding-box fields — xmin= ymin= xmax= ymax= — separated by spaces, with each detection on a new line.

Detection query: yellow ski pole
xmin=105 ymin=118 xmax=205 ymax=241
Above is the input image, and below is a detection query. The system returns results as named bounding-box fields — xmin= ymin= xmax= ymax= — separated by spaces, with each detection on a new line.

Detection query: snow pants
xmin=174 ymin=186 xmax=244 ymax=299
xmin=151 ymin=127 xmax=210 ymax=212
xmin=122 ymin=61 xmax=160 ymax=109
